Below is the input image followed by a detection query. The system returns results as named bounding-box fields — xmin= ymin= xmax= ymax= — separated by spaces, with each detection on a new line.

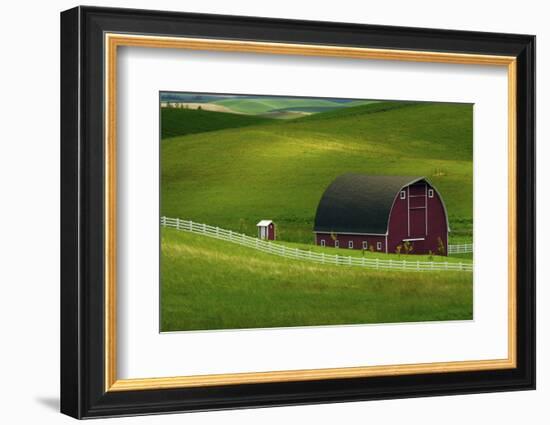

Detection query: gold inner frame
xmin=104 ymin=33 xmax=517 ymax=392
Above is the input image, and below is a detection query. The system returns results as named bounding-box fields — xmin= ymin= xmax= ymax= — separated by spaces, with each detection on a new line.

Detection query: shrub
xmin=437 ymin=237 xmax=446 ymax=256
xmin=395 ymin=244 xmax=403 ymax=258
xmin=403 ymin=241 xmax=414 ymax=255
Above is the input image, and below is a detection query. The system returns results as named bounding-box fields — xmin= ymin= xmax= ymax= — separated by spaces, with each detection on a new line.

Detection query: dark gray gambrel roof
xmin=313 ymin=174 xmax=427 ymax=235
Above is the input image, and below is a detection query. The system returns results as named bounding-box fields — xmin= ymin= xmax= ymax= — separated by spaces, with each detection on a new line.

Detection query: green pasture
xmin=160 ymin=108 xmax=272 ymax=139
xmin=212 ymin=97 xmax=375 ymax=115
xmin=276 ymin=239 xmax=474 ymax=262
xmin=161 ymin=101 xmax=473 ymax=244
xmin=160 ymin=228 xmax=473 ymax=331
xmin=211 ymin=97 xmax=349 ymax=115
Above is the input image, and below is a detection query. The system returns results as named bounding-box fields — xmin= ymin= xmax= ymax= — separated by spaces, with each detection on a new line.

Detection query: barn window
xmin=362 ymin=241 xmax=368 ymax=249
xmin=335 ymin=240 xmax=339 ymax=248
xmin=400 ymin=190 xmax=406 ymax=199
xmin=428 ymin=189 xmax=434 ymax=198
xmin=376 ymin=242 xmax=382 ymax=250
xmin=348 ymin=241 xmax=353 ymax=249
xmin=320 ymin=239 xmax=326 ymax=247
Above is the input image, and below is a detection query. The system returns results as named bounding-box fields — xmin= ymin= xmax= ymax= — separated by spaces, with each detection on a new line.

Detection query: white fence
xmin=161 ymin=217 xmax=473 ymax=272
xmin=448 ymin=243 xmax=473 ymax=254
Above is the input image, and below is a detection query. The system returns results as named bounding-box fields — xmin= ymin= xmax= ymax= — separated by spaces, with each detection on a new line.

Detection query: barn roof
xmin=313 ymin=174 xmax=429 ymax=235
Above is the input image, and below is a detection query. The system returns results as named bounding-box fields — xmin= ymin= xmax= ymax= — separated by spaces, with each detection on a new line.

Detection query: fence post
xmin=189 ymin=220 xmax=192 ymax=232
xmin=336 ymin=254 xmax=339 ymax=265
xmin=202 ymin=223 xmax=206 ymax=233
xmin=176 ymin=218 xmax=180 ymax=230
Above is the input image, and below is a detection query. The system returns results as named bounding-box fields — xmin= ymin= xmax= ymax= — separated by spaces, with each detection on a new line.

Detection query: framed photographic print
xmin=60 ymin=6 xmax=535 ymax=419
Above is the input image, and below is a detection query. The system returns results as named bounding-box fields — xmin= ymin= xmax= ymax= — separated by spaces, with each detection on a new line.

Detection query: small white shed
xmin=256 ymin=220 xmax=276 ymax=240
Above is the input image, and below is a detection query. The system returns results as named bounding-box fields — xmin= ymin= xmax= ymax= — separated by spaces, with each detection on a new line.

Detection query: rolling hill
xmin=212 ymin=97 xmax=375 ymax=115
xmin=161 ymin=107 xmax=273 ymax=139
xmin=161 ymin=101 xmax=473 ymax=244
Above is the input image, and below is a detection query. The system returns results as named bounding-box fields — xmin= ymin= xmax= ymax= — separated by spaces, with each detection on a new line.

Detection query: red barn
xmin=313 ymin=175 xmax=450 ymax=255
xmin=257 ymin=220 xmax=276 ymax=240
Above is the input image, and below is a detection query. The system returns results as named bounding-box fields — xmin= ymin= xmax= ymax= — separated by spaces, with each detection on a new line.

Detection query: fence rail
xmin=448 ymin=243 xmax=473 ymax=254
xmin=161 ymin=217 xmax=473 ymax=272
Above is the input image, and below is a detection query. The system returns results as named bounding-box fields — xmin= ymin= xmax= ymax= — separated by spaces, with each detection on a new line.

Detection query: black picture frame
xmin=61 ymin=5 xmax=535 ymax=419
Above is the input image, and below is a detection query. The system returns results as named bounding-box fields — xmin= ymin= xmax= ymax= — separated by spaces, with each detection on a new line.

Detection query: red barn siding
xmin=426 ymin=187 xmax=448 ymax=254
xmin=315 ymin=233 xmax=386 ymax=252
xmin=314 ymin=180 xmax=448 ymax=256
xmin=387 ymin=181 xmax=447 ymax=255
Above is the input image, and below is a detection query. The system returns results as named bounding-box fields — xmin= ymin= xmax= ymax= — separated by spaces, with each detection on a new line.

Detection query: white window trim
xmin=348 ymin=241 xmax=353 ymax=249
xmin=428 ymin=189 xmax=434 ymax=198
xmin=400 ymin=190 xmax=406 ymax=199
xmin=362 ymin=241 xmax=368 ymax=249
xmin=377 ymin=241 xmax=382 ymax=250
xmin=335 ymin=240 xmax=339 ymax=248
xmin=320 ymin=239 xmax=325 ymax=247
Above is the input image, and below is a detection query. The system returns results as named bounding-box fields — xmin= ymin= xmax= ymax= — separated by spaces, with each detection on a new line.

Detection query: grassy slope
xmin=212 ymin=98 xmax=348 ymax=114
xmin=277 ymin=239 xmax=473 ymax=263
xmin=266 ymin=100 xmax=378 ymax=114
xmin=259 ymin=111 xmax=311 ymax=120
xmin=161 ymin=228 xmax=473 ymax=331
xmin=161 ymin=107 xmax=272 ymax=139
xmin=161 ymin=101 xmax=473 ymax=244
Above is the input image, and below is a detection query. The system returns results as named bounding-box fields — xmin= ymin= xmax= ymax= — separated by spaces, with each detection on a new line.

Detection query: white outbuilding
xmin=256 ymin=220 xmax=276 ymax=240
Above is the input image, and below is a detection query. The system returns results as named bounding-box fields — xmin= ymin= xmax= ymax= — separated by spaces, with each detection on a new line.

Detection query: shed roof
xmin=256 ymin=220 xmax=273 ymax=227
xmin=313 ymin=174 xmax=427 ymax=235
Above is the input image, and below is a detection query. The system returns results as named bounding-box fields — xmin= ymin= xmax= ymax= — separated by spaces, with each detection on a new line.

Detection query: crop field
xmin=210 ymin=97 xmax=375 ymax=115
xmin=159 ymin=96 xmax=474 ymax=331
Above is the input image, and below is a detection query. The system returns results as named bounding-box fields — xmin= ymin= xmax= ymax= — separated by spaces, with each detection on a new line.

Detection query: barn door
xmin=408 ymin=183 xmax=427 ymax=238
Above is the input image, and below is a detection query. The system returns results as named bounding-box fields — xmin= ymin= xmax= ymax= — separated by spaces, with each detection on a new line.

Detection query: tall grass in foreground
xmin=160 ymin=228 xmax=473 ymax=332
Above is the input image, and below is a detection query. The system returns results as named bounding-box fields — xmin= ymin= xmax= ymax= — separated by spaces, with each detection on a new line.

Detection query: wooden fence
xmin=161 ymin=217 xmax=473 ymax=272
xmin=448 ymin=243 xmax=473 ymax=254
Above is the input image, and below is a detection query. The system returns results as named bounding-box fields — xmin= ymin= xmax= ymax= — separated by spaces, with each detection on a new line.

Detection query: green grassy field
xmin=161 ymin=101 xmax=473 ymax=244
xmin=276 ymin=239 xmax=473 ymax=262
xmin=160 ymin=98 xmax=473 ymax=331
xmin=160 ymin=108 xmax=272 ymax=139
xmin=161 ymin=228 xmax=473 ymax=331
xmin=211 ymin=97 xmax=372 ymax=115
